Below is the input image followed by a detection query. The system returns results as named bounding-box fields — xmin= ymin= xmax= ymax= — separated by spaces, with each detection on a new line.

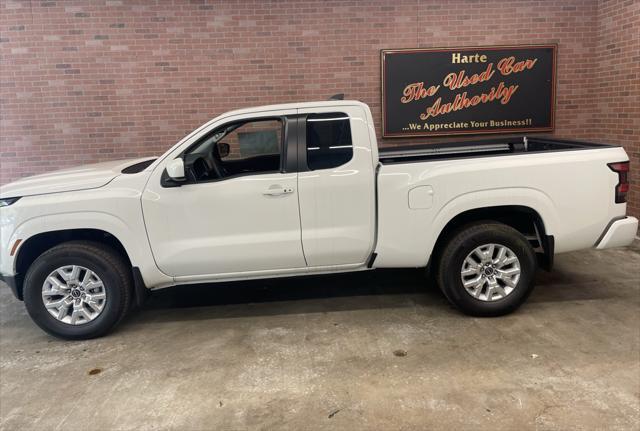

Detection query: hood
xmin=0 ymin=157 xmax=156 ymax=198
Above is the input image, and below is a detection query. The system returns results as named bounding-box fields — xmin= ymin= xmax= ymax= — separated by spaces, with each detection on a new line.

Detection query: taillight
xmin=608 ymin=161 xmax=630 ymax=203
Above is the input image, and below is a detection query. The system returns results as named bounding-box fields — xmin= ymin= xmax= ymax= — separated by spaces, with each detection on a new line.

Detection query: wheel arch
xmin=429 ymin=205 xmax=554 ymax=273
xmin=13 ymin=228 xmax=133 ymax=300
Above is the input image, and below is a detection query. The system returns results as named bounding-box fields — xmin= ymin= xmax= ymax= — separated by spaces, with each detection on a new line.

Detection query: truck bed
xmin=378 ymin=136 xmax=617 ymax=164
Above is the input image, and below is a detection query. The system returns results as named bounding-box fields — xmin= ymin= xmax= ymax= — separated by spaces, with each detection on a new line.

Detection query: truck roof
xmin=220 ymin=100 xmax=367 ymax=117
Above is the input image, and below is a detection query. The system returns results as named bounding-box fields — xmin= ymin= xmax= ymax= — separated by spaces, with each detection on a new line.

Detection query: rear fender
xmin=425 ymin=187 xmax=558 ymax=265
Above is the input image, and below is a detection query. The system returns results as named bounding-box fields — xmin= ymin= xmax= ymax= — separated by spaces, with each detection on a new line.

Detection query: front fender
xmin=2 ymin=211 xmax=172 ymax=290
xmin=9 ymin=211 xmax=140 ymax=268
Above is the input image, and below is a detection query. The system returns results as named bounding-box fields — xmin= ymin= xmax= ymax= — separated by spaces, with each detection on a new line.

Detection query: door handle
xmin=263 ymin=185 xmax=294 ymax=196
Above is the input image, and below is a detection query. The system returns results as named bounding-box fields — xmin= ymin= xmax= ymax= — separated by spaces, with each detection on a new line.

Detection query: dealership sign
xmin=381 ymin=45 xmax=557 ymax=137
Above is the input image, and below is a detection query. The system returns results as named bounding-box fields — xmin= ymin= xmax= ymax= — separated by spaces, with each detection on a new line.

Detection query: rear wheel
xmin=23 ymin=241 xmax=132 ymax=339
xmin=436 ymin=222 xmax=537 ymax=316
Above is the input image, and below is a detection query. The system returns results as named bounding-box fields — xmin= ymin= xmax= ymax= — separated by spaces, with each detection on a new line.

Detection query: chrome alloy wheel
xmin=41 ymin=265 xmax=107 ymax=325
xmin=460 ymin=244 xmax=521 ymax=302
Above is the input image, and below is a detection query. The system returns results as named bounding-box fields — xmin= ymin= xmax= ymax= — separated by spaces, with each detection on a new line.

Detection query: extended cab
xmin=0 ymin=101 xmax=637 ymax=339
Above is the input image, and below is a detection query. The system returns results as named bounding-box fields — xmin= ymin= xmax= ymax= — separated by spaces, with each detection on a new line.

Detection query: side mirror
xmin=166 ymin=157 xmax=186 ymax=181
xmin=217 ymin=142 xmax=230 ymax=158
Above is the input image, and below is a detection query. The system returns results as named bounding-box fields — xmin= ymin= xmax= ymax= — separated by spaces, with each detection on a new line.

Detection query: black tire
xmin=436 ymin=222 xmax=537 ymax=316
xmin=23 ymin=241 xmax=132 ymax=340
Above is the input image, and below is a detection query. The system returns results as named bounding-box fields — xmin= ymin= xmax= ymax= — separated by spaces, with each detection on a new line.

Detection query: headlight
xmin=0 ymin=197 xmax=20 ymax=207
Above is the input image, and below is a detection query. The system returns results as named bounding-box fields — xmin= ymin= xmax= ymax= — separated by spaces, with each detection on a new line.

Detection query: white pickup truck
xmin=0 ymin=100 xmax=637 ymax=339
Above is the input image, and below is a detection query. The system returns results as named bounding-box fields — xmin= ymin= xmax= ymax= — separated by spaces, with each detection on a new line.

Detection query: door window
xmin=185 ymin=118 xmax=283 ymax=181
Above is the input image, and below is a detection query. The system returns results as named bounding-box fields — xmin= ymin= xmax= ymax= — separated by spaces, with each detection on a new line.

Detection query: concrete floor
xmin=1 ymin=242 xmax=639 ymax=430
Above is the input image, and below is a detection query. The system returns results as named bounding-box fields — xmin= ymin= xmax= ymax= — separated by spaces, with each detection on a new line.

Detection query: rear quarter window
xmin=306 ymin=113 xmax=353 ymax=170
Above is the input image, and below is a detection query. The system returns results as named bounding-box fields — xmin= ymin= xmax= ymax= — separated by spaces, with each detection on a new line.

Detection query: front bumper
xmin=0 ymin=272 xmax=23 ymax=300
xmin=595 ymin=216 xmax=639 ymax=250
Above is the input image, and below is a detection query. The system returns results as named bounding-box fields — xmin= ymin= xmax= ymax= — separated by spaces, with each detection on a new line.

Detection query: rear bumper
xmin=595 ymin=216 xmax=639 ymax=250
xmin=0 ymin=272 xmax=23 ymax=300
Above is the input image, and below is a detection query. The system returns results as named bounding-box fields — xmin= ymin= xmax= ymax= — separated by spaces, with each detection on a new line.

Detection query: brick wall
xmin=592 ymin=0 xmax=639 ymax=218
xmin=0 ymin=0 xmax=637 ymax=218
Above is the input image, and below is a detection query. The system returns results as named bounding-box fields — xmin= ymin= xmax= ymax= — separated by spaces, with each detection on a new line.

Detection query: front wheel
xmin=436 ymin=222 xmax=537 ymax=316
xmin=23 ymin=241 xmax=132 ymax=339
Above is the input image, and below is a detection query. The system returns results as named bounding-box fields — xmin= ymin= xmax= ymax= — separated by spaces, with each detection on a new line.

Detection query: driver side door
xmin=141 ymin=111 xmax=306 ymax=279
